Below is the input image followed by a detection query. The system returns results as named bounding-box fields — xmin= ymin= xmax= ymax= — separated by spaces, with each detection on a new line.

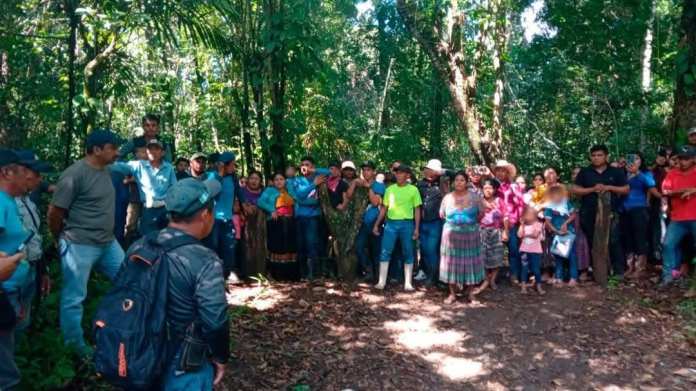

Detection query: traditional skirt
xmin=267 ymin=216 xmax=299 ymax=280
xmin=439 ymin=222 xmax=485 ymax=285
xmin=480 ymin=226 xmax=505 ymax=269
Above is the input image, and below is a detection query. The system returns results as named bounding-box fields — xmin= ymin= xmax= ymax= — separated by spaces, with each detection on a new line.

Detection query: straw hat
xmin=493 ymin=160 xmax=517 ymax=179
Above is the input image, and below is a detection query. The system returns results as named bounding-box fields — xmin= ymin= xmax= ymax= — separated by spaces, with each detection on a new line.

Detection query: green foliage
xmin=677 ymin=299 xmax=696 ymax=321
xmin=2 ymin=0 xmax=683 ymax=175
xmin=14 ymin=267 xmax=114 ymax=390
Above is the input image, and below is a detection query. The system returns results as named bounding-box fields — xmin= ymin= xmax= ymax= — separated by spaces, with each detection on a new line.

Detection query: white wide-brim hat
xmin=423 ymin=159 xmax=443 ymax=174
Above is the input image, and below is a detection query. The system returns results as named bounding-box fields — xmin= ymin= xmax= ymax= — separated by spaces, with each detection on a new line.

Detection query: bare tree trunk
xmin=242 ymin=67 xmax=255 ymax=173
xmin=396 ymin=0 xmax=506 ymax=165
xmin=491 ymin=0 xmax=509 ymax=157
xmin=82 ymin=31 xmax=118 ymax=134
xmin=670 ymin=0 xmax=696 ymax=143
xmin=0 ymin=51 xmax=25 ymax=148
xmin=64 ymin=0 xmax=78 ymax=166
xmin=252 ymin=64 xmax=272 ymax=179
xmin=376 ymin=58 xmax=394 ymax=134
xmin=267 ymin=0 xmax=288 ymax=174
xmin=640 ymin=0 xmax=656 ymax=148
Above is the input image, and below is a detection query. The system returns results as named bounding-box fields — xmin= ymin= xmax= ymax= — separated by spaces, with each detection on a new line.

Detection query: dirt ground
xmin=222 ymin=279 xmax=696 ymax=391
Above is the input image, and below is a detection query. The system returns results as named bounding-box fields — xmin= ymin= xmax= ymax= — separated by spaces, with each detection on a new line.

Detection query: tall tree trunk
xmin=0 ymin=51 xmax=25 ymax=148
xmin=64 ymin=0 xmax=78 ymax=166
xmin=242 ymin=67 xmax=255 ymax=173
xmin=252 ymin=63 xmax=272 ymax=179
xmin=376 ymin=2 xmax=391 ymax=130
xmin=670 ymin=0 xmax=696 ymax=143
xmin=396 ymin=0 xmax=506 ymax=165
xmin=267 ymin=0 xmax=287 ymax=174
xmin=82 ymin=31 xmax=118 ymax=134
xmin=429 ymin=69 xmax=445 ymax=157
xmin=491 ymin=0 xmax=509 ymax=157
xmin=640 ymin=0 xmax=656 ymax=148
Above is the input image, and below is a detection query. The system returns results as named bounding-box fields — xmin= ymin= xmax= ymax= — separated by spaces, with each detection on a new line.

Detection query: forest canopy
xmin=1 ymin=0 xmax=694 ymax=178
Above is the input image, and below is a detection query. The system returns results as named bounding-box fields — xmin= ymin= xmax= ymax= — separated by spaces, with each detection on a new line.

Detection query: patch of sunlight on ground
xmin=424 ymin=352 xmax=489 ymax=381
xmin=383 ymin=315 xmax=466 ymax=350
xmin=226 ymin=285 xmax=288 ymax=310
xmin=587 ymin=357 xmax=619 ymax=376
xmin=540 ymin=307 xmax=566 ymax=320
xmin=540 ymin=341 xmax=574 ymax=360
xmin=595 ymin=385 xmax=634 ymax=391
xmin=614 ymin=313 xmax=648 ymax=326
xmin=357 ymin=291 xmax=387 ymax=305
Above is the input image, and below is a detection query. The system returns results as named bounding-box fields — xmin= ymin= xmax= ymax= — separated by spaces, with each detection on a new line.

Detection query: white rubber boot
xmin=374 ymin=262 xmax=389 ymax=290
xmin=404 ymin=263 xmax=415 ymax=291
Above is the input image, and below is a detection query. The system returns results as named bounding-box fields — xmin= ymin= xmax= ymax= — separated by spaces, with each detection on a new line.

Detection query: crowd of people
xmin=0 ymin=113 xmax=695 ymax=389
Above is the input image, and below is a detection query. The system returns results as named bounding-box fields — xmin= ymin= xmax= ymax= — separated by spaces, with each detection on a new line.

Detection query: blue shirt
xmin=111 ymin=160 xmax=177 ymax=208
xmin=623 ymin=171 xmax=656 ymax=210
xmin=288 ymin=168 xmax=330 ymax=218
xmin=0 ymin=190 xmax=30 ymax=292
xmin=363 ymin=182 xmax=386 ymax=225
xmin=544 ymin=200 xmax=576 ymax=232
xmin=213 ymin=174 xmax=236 ymax=221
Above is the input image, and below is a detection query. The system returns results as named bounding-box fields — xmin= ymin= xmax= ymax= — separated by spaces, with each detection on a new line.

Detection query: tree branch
xmin=84 ymin=31 xmax=118 ymax=81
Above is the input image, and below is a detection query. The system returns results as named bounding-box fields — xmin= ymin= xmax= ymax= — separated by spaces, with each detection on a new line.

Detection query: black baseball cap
xmin=133 ymin=136 xmax=147 ymax=149
xmin=15 ymin=150 xmax=54 ymax=173
xmin=361 ymin=160 xmax=376 ymax=170
xmin=165 ymin=178 xmax=221 ymax=217
xmin=393 ymin=165 xmax=412 ymax=175
xmin=217 ymin=151 xmax=236 ymax=163
xmin=85 ymin=128 xmax=123 ymax=149
xmin=676 ymin=145 xmax=696 ymax=159
xmin=0 ymin=149 xmax=19 ymax=168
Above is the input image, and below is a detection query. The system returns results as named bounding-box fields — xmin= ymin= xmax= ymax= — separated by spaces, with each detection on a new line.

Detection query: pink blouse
xmin=498 ymin=182 xmax=525 ymax=225
xmin=519 ymin=221 xmax=544 ymax=254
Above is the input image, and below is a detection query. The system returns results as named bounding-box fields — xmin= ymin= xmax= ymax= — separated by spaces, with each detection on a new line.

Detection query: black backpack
xmin=93 ymin=232 xmax=199 ymax=390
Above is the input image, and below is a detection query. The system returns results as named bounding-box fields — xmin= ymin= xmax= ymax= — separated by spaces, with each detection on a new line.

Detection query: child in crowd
xmin=518 ymin=206 xmax=545 ymax=294
xmin=475 ymin=178 xmax=506 ymax=293
xmin=544 ymin=185 xmax=578 ymax=286
xmin=524 ymin=173 xmax=546 ymax=211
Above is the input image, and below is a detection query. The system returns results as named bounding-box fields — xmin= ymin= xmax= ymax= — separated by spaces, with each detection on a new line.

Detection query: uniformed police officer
xmin=129 ymin=178 xmax=229 ymax=389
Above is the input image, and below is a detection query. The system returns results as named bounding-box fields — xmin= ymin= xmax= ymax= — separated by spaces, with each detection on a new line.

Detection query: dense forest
xmin=1 ymin=0 xmax=695 ymax=175
xmin=2 ymin=1 xmax=696 ymax=390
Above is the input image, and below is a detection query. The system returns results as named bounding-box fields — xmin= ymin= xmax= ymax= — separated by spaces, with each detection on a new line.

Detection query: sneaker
xmin=414 ymin=270 xmax=427 ymax=281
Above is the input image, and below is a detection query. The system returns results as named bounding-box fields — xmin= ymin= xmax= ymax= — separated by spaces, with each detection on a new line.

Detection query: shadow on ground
xmin=222 ymin=279 xmax=695 ymax=391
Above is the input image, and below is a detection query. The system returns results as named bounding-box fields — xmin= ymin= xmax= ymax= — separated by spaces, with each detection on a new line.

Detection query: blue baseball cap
xmin=165 ymin=178 xmax=221 ymax=217
xmin=15 ymin=150 xmax=54 ymax=173
xmin=85 ymin=128 xmax=124 ymax=149
xmin=218 ymin=151 xmax=236 ymax=163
